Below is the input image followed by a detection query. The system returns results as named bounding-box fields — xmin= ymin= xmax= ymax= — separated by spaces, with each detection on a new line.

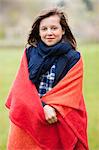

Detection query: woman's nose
xmin=47 ymin=28 xmax=53 ymax=35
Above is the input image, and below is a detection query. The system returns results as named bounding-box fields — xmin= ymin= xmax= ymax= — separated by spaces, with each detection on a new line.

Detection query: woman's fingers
xmin=43 ymin=105 xmax=58 ymax=124
xmin=47 ymin=116 xmax=57 ymax=124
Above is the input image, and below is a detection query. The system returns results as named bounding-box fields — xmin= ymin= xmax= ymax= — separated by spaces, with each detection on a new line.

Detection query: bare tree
xmin=82 ymin=0 xmax=93 ymax=11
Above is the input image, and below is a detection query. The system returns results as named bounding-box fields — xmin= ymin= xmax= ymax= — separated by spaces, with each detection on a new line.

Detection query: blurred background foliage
xmin=0 ymin=0 xmax=99 ymax=149
xmin=0 ymin=0 xmax=99 ymax=47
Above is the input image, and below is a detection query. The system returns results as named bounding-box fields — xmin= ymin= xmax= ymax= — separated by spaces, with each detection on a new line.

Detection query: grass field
xmin=0 ymin=43 xmax=99 ymax=150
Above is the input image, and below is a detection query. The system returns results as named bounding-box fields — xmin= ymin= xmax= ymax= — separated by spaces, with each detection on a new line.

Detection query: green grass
xmin=0 ymin=44 xmax=99 ymax=149
xmin=79 ymin=43 xmax=99 ymax=150
xmin=0 ymin=48 xmax=23 ymax=149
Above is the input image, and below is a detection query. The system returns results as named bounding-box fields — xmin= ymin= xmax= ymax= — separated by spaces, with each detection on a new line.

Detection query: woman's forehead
xmin=40 ymin=15 xmax=60 ymax=26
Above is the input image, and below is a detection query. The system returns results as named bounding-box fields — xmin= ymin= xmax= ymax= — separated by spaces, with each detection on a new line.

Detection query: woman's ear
xmin=62 ymin=30 xmax=65 ymax=35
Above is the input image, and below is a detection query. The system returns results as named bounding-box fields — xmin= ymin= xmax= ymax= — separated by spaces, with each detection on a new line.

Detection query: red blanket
xmin=6 ymin=50 xmax=89 ymax=150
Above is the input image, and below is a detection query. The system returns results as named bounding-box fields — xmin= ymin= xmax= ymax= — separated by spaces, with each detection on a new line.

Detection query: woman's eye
xmin=41 ymin=28 xmax=47 ymax=31
xmin=52 ymin=27 xmax=57 ymax=30
xmin=40 ymin=26 xmax=58 ymax=31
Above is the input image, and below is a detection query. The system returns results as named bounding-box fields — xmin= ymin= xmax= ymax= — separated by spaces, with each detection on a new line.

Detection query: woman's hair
xmin=27 ymin=8 xmax=77 ymax=49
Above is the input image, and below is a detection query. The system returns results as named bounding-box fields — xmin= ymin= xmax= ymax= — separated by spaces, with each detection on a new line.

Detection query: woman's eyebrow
xmin=40 ymin=24 xmax=58 ymax=27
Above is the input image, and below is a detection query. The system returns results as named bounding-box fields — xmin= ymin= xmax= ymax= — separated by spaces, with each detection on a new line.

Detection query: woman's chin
xmin=43 ymin=41 xmax=57 ymax=46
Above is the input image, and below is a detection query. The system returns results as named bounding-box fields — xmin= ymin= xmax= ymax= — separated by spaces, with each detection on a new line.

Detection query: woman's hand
xmin=43 ymin=105 xmax=57 ymax=124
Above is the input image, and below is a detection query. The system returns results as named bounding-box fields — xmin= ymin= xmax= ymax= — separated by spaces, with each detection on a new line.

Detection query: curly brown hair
xmin=27 ymin=8 xmax=77 ymax=49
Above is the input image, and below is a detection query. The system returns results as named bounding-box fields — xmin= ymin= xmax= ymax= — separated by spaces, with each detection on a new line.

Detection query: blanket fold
xmin=6 ymin=49 xmax=89 ymax=150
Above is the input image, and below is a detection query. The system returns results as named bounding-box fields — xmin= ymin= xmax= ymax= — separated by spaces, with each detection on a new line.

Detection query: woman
xmin=6 ymin=8 xmax=89 ymax=150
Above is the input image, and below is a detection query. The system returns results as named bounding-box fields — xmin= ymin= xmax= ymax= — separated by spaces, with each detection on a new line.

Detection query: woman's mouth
xmin=46 ymin=38 xmax=55 ymax=40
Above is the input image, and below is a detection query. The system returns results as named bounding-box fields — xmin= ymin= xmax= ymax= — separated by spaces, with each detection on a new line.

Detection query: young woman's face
xmin=39 ymin=15 xmax=64 ymax=46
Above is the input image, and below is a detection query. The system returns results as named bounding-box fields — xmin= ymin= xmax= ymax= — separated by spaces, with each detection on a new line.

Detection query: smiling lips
xmin=46 ymin=38 xmax=55 ymax=40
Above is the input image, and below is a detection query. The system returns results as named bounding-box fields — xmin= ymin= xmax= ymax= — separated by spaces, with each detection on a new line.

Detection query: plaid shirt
xmin=38 ymin=64 xmax=56 ymax=97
